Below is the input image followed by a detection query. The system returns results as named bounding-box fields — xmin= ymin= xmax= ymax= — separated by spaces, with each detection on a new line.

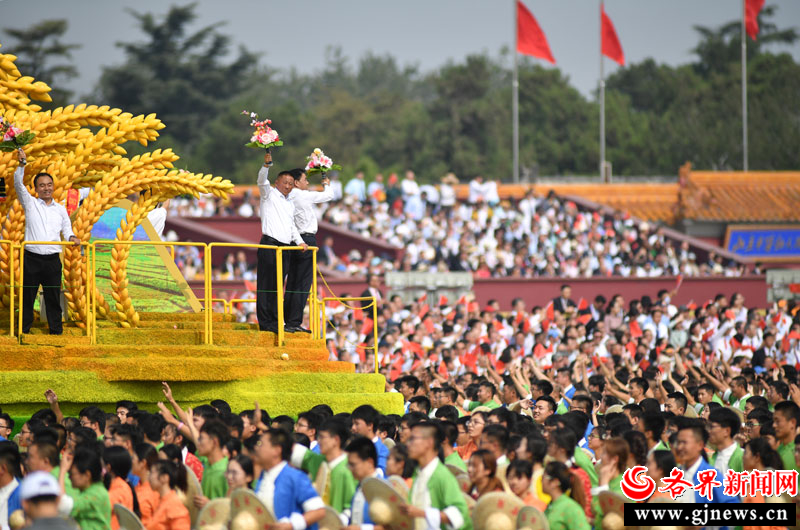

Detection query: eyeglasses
xmin=0 ymin=424 xmax=10 ymax=430
xmin=745 ymin=423 xmax=761 ymax=428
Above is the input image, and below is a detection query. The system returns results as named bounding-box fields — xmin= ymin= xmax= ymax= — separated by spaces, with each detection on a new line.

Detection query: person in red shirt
xmin=103 ymin=446 xmax=140 ymax=530
xmin=148 ymin=460 xmax=190 ymax=530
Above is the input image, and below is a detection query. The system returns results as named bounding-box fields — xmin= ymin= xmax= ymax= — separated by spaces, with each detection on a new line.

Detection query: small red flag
xmin=419 ymin=303 xmax=430 ymax=320
xmin=244 ymin=279 xmax=256 ymax=292
xmin=675 ymin=274 xmax=684 ymax=292
xmin=468 ymin=301 xmax=480 ymax=313
xmin=745 ymin=0 xmax=765 ymax=40
xmin=577 ymin=313 xmax=592 ymax=325
xmin=423 ymin=317 xmax=435 ymax=335
xmin=353 ymin=307 xmax=364 ymax=321
xmin=516 ymin=1 xmax=555 ymax=64
xmin=788 ymin=284 xmax=800 ymax=294
xmin=438 ymin=294 xmax=448 ymax=307
xmin=446 ymin=309 xmax=457 ymax=322
xmin=629 ymin=320 xmax=643 ymax=338
xmin=438 ymin=359 xmax=449 ymax=378
xmin=601 ymin=4 xmax=625 ymax=66
xmin=417 ymin=293 xmax=427 ymax=304
xmin=545 ymin=301 xmax=554 ymax=321
xmin=578 ymin=298 xmax=589 ymax=311
xmin=724 ymin=309 xmax=736 ymax=320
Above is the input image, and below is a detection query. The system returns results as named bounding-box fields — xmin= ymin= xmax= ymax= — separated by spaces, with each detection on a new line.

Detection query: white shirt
xmin=342 ymin=470 xmax=381 ymax=528
xmin=14 ymin=167 xmax=75 ymax=255
xmin=288 ymin=184 xmax=334 ymax=235
xmin=714 ymin=442 xmax=738 ymax=477
xmin=147 ymin=207 xmax=167 ymax=238
xmin=257 ymin=167 xmax=303 ymax=245
xmin=0 ymin=477 xmax=18 ymax=530
xmin=676 ymin=456 xmax=703 ymax=503
xmin=256 ymin=461 xmax=287 ymax=517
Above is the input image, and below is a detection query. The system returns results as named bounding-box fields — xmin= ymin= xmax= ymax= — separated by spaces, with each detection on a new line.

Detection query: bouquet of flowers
xmin=242 ymin=111 xmax=283 ymax=149
xmin=304 ymin=148 xmax=342 ymax=176
xmin=0 ymin=116 xmax=36 ymax=152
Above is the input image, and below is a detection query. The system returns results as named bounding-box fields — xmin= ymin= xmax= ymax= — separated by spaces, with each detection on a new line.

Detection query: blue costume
xmin=256 ymin=462 xmax=325 ymax=530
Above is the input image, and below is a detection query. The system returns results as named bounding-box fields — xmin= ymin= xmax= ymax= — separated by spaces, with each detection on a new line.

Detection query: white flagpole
xmin=599 ymin=0 xmax=606 ymax=181
xmin=741 ymin=0 xmax=749 ymax=172
xmin=513 ymin=0 xmax=520 ymax=183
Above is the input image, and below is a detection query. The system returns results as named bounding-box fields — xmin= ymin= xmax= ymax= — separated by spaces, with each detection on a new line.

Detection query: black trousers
xmin=285 ymin=233 xmax=316 ymax=327
xmin=22 ymin=251 xmax=63 ymax=334
xmin=257 ymin=235 xmax=291 ymax=331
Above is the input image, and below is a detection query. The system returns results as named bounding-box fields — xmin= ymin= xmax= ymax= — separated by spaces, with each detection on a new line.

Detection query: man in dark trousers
xmin=14 ymin=148 xmax=81 ymax=335
xmin=256 ymin=151 xmax=307 ymax=333
xmin=285 ymin=168 xmax=333 ymax=333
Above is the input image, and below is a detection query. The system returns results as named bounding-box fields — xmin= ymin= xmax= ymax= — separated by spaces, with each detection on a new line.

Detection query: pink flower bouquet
xmin=304 ymin=148 xmax=342 ymax=176
xmin=0 ymin=117 xmax=35 ymax=152
xmin=242 ymin=111 xmax=283 ymax=149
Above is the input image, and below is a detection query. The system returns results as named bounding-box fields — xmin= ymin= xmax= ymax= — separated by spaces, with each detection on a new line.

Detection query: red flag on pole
xmin=601 ymin=4 xmax=625 ymax=66
xmin=517 ymin=1 xmax=555 ymax=64
xmin=745 ymin=0 xmax=765 ymax=40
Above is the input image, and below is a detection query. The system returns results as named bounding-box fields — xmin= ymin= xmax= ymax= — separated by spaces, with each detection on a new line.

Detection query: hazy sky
xmin=2 ymin=0 xmax=799 ymax=99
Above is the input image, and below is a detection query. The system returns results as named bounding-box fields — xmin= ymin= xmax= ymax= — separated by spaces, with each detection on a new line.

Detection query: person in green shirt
xmin=59 ymin=447 xmax=111 ymax=530
xmin=708 ymin=408 xmax=744 ymax=475
xmin=441 ymin=422 xmax=467 ymax=473
xmin=317 ymin=418 xmax=358 ymax=514
xmin=460 ymin=381 xmax=501 ymax=411
xmin=196 ymin=420 xmax=229 ymax=507
xmin=774 ymin=401 xmax=800 ymax=472
xmin=542 ymin=461 xmax=590 ymax=530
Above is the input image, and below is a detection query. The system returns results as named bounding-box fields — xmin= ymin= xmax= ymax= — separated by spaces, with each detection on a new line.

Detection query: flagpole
xmin=513 ymin=0 xmax=520 ymax=183
xmin=741 ymin=0 xmax=748 ymax=172
xmin=599 ymin=0 xmax=606 ymax=182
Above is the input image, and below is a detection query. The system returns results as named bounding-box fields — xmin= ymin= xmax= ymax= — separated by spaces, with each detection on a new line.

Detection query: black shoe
xmin=286 ymin=326 xmax=311 ymax=334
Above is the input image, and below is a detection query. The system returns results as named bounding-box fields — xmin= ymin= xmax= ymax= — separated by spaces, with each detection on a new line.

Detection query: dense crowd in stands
xmin=3 ymin=288 xmax=800 ymax=529
xmin=167 ymin=171 xmax=749 ymax=281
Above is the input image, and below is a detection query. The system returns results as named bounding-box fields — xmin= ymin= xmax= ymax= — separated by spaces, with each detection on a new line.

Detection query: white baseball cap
xmin=20 ymin=471 xmax=60 ymax=500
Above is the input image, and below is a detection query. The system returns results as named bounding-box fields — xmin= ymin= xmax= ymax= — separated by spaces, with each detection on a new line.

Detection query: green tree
xmin=2 ymin=19 xmax=80 ymax=106
xmin=95 ymin=3 xmax=257 ymax=160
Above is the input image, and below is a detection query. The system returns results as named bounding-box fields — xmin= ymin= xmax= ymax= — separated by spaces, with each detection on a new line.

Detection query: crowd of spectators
xmin=3 ymin=286 xmax=800 ymax=529
xmin=166 ymin=170 xmax=748 ymax=282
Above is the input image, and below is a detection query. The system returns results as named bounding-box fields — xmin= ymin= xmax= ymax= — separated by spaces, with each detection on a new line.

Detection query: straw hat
xmin=362 ymin=477 xmax=413 ymax=529
xmin=683 ymin=406 xmax=698 ymax=418
xmin=230 ymin=489 xmax=276 ymax=530
xmin=314 ymin=461 xmax=330 ymax=496
xmin=383 ymin=437 xmax=396 ymax=450
xmin=441 ymin=173 xmax=459 ymax=185
xmin=7 ymin=509 xmax=24 ymax=530
xmin=471 ymin=492 xmax=523 ymax=530
xmin=387 ymin=474 xmax=410 ymax=498
xmin=517 ymin=505 xmax=548 ymax=530
xmin=183 ymin=464 xmax=202 ymax=526
xmin=196 ymin=498 xmax=231 ymax=530
xmin=318 ymin=506 xmax=343 ymax=530
xmin=599 ymin=491 xmax=638 ymax=530
xmin=446 ymin=464 xmax=465 ymax=477
xmin=641 ymin=498 xmax=682 ymax=530
xmin=726 ymin=405 xmax=745 ymax=423
xmin=113 ymin=504 xmax=144 ymax=530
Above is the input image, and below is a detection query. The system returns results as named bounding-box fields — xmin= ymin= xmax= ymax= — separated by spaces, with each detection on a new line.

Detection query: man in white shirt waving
xmin=285 ymin=168 xmax=333 ymax=333
xmin=14 ymin=149 xmax=80 ymax=335
xmin=256 ymin=152 xmax=307 ymax=333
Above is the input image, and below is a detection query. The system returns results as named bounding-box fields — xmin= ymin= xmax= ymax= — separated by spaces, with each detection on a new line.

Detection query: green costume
xmin=70 ymin=481 xmax=111 ymax=530
xmin=465 ymin=400 xmax=500 ymax=411
xmin=325 ymin=454 xmax=358 ymax=514
xmin=572 ymin=449 xmax=598 ymax=488
xmin=444 ymin=451 xmax=467 ymax=473
xmin=303 ymin=449 xmax=326 ymax=480
xmin=409 ymin=458 xmax=472 ymax=530
xmin=778 ymin=442 xmax=798 ymax=472
xmin=201 ymin=456 xmax=229 ymax=499
xmin=546 ymin=493 xmax=591 ymax=530
xmin=592 ymin=473 xmax=623 ymax=527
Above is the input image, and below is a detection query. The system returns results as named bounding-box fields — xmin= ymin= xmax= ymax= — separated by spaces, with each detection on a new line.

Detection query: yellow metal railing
xmin=89 ymin=240 xmax=209 ymax=345
xmin=321 ymin=296 xmax=378 ymax=374
xmin=18 ymin=241 xmax=91 ymax=342
xmin=206 ymin=243 xmax=318 ymax=346
xmin=0 ymin=240 xmax=18 ymax=337
xmin=201 ymin=298 xmax=231 ymax=314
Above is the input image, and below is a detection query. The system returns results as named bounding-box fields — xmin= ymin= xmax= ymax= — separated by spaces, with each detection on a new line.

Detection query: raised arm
xmin=13 ymin=149 xmax=33 ymax=208
xmin=257 ymin=152 xmax=273 ymax=199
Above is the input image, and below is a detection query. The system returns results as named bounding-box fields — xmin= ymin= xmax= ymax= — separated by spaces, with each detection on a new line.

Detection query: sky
xmin=1 ymin=0 xmax=799 ymax=100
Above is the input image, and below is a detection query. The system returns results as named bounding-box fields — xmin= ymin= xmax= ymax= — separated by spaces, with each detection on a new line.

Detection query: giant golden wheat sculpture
xmin=0 ymin=43 xmax=234 ymax=327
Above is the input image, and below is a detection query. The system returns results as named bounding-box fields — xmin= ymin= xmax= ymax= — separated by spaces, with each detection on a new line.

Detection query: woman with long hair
xmin=593 ymin=437 xmax=630 ymax=526
xmin=742 ymin=438 xmax=786 ymax=530
xmin=542 ymin=461 xmax=590 ymax=530
xmin=466 ymin=449 xmax=503 ymax=500
xmin=148 ymin=459 xmax=191 ymax=530
xmin=646 ymin=450 xmax=677 ymax=502
xmin=226 ymin=454 xmax=254 ymax=494
xmin=133 ymin=443 xmax=160 ymax=527
xmin=386 ymin=444 xmax=415 ymax=489
xmin=103 ymin=445 xmax=141 ymax=530
xmin=157 ymin=444 xmax=188 ymax=493
xmin=60 ymin=447 xmax=112 ymax=530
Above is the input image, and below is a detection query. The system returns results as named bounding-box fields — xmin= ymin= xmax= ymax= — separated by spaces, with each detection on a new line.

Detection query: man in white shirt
xmin=344 ymin=172 xmax=367 ymax=203
xmin=14 ymin=149 xmax=80 ymax=335
xmin=256 ymin=152 xmax=307 ymax=333
xmin=285 ymin=168 xmax=333 ymax=333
